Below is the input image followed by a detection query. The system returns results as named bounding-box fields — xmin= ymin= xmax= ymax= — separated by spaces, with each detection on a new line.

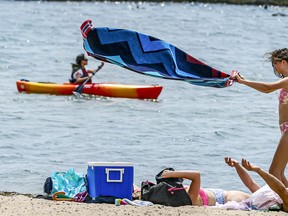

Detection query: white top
xmin=88 ymin=162 xmax=133 ymax=167
xmin=73 ymin=68 xmax=83 ymax=79
xmin=216 ymin=184 xmax=283 ymax=210
xmin=248 ymin=184 xmax=283 ymax=210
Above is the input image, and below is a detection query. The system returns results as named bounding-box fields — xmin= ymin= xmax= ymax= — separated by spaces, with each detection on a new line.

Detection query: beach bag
xmin=141 ymin=168 xmax=192 ymax=207
xmin=50 ymin=168 xmax=87 ymax=200
xmin=155 ymin=168 xmax=184 ymax=186
xmin=43 ymin=177 xmax=53 ymax=194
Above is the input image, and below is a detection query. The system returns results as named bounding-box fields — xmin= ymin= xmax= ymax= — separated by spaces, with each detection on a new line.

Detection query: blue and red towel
xmin=80 ymin=20 xmax=233 ymax=88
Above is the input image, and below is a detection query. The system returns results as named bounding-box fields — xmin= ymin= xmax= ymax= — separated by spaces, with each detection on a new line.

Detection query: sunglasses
xmin=83 ymin=59 xmax=88 ymax=61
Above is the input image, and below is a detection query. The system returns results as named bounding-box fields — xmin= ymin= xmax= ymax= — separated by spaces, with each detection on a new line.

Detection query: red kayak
xmin=16 ymin=79 xmax=163 ymax=100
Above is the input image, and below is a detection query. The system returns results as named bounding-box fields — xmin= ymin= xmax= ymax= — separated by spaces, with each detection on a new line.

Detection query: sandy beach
xmin=0 ymin=193 xmax=287 ymax=216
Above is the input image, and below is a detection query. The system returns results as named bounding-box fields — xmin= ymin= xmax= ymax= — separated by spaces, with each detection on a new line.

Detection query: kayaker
xmin=70 ymin=53 xmax=97 ymax=84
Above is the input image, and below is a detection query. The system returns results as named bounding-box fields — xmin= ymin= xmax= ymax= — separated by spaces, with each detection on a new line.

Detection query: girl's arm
xmin=75 ymin=73 xmax=92 ymax=83
xmin=225 ymin=157 xmax=260 ymax=193
xmin=232 ymin=72 xmax=288 ymax=93
xmin=87 ymin=69 xmax=96 ymax=74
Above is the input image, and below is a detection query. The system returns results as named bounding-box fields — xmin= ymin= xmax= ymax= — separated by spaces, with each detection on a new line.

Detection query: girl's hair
xmin=265 ymin=48 xmax=288 ymax=78
xmin=266 ymin=48 xmax=288 ymax=62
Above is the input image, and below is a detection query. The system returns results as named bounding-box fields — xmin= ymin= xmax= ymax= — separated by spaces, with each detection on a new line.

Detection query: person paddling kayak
xmin=70 ymin=53 xmax=102 ymax=84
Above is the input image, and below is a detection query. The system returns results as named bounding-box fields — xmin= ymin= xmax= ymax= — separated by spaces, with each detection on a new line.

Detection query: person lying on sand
xmin=161 ymin=169 xmax=250 ymax=206
xmin=159 ymin=157 xmax=283 ymax=210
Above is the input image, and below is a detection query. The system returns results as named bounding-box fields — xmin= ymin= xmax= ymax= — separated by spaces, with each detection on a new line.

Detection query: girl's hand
xmin=231 ymin=70 xmax=246 ymax=83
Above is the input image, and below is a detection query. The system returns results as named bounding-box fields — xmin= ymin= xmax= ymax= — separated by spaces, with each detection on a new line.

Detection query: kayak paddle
xmin=73 ymin=62 xmax=104 ymax=97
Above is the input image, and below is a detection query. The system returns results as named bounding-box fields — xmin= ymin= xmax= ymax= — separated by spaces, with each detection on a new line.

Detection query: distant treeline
xmin=24 ymin=0 xmax=288 ymax=7
xmin=190 ymin=0 xmax=287 ymax=6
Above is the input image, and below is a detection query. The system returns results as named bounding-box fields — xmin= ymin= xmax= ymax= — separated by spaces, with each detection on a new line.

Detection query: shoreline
xmin=39 ymin=0 xmax=288 ymax=7
xmin=0 ymin=193 xmax=287 ymax=216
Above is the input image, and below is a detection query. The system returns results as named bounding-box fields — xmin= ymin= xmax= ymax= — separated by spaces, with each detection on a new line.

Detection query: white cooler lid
xmin=87 ymin=162 xmax=133 ymax=166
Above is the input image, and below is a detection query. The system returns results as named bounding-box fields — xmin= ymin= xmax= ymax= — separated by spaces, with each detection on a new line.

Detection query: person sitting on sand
xmin=161 ymin=168 xmax=250 ymax=206
xmin=240 ymin=158 xmax=288 ymax=212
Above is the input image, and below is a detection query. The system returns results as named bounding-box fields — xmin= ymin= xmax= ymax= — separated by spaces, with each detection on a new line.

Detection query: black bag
xmin=43 ymin=177 xmax=53 ymax=194
xmin=155 ymin=168 xmax=184 ymax=186
xmin=141 ymin=168 xmax=192 ymax=207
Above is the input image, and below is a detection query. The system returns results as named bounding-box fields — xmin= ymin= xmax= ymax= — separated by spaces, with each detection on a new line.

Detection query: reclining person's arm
xmin=162 ymin=170 xmax=200 ymax=204
xmin=256 ymin=168 xmax=288 ymax=200
xmin=242 ymin=159 xmax=288 ymax=206
xmin=225 ymin=157 xmax=260 ymax=192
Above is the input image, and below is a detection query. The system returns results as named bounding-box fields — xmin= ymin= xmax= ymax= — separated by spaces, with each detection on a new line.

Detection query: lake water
xmin=1 ymin=1 xmax=288 ymax=195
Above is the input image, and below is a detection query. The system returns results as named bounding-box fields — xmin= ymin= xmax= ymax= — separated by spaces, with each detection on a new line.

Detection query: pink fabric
xmin=280 ymin=122 xmax=288 ymax=133
xmin=168 ymin=187 xmax=186 ymax=194
xmin=279 ymin=88 xmax=288 ymax=104
xmin=199 ymin=188 xmax=209 ymax=206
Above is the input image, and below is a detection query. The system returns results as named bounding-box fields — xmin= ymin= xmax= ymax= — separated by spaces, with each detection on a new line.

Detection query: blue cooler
xmin=87 ymin=162 xmax=133 ymax=200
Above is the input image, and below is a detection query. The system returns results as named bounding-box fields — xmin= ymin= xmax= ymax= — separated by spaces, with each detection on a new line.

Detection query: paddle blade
xmin=73 ymin=91 xmax=83 ymax=98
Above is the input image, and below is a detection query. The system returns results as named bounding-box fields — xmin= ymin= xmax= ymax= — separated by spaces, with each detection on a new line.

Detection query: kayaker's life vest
xmin=70 ymin=63 xmax=92 ymax=84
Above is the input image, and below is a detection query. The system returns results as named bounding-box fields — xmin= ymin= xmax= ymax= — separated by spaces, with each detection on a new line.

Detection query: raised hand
xmin=241 ymin=159 xmax=260 ymax=172
xmin=225 ymin=157 xmax=239 ymax=167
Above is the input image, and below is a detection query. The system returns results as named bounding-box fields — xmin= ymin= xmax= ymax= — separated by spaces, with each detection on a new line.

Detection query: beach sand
xmin=0 ymin=194 xmax=287 ymax=216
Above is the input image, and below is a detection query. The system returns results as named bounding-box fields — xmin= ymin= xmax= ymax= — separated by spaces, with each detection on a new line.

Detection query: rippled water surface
xmin=1 ymin=1 xmax=288 ymax=194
